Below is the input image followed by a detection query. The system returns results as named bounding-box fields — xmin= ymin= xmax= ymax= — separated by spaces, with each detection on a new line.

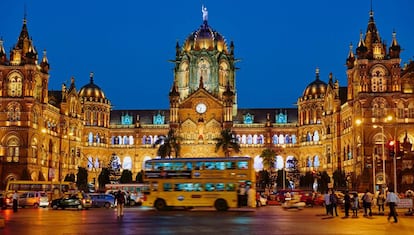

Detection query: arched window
xmin=314 ymin=156 xmax=320 ymax=169
xmin=253 ymin=155 xmax=263 ymax=171
xmin=123 ymin=136 xmax=129 ymax=145
xmin=241 ymin=135 xmax=247 ymax=144
xmin=247 ymin=135 xmax=253 ymax=145
xmin=291 ymin=135 xmax=297 ymax=144
xmin=129 ymin=136 xmax=134 ymax=145
xmin=313 ymin=131 xmax=320 ymax=142
xmin=272 ymin=134 xmax=278 ymax=144
xmin=275 ymin=156 xmax=284 ymax=170
xmin=122 ymin=156 xmax=132 ymax=170
xmin=7 ymin=136 xmax=20 ymax=162
xmin=7 ymin=102 xmax=21 ymax=121
xmin=94 ymin=157 xmax=100 ymax=169
xmin=278 ymin=134 xmax=285 ymax=144
xmin=88 ymin=132 xmax=93 ymax=143
xmin=7 ymin=72 xmax=23 ymax=97
xmin=253 ymin=134 xmax=258 ymax=144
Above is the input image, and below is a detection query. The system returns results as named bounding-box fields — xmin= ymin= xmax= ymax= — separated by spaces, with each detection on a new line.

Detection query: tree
xmin=98 ymin=167 xmax=111 ymax=190
xmin=153 ymin=129 xmax=181 ymax=158
xmin=76 ymin=167 xmax=88 ymax=192
xmin=119 ymin=170 xmax=133 ymax=183
xmin=136 ymin=170 xmax=144 ymax=183
xmin=299 ymin=171 xmax=314 ymax=190
xmin=317 ymin=171 xmax=331 ymax=193
xmin=214 ymin=129 xmax=240 ymax=157
xmin=332 ymin=169 xmax=347 ymax=190
xmin=260 ymin=148 xmax=276 ymax=171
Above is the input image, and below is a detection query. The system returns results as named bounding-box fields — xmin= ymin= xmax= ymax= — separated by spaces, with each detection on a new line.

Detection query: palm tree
xmin=153 ymin=129 xmax=181 ymax=158
xmin=214 ymin=129 xmax=240 ymax=157
xmin=260 ymin=148 xmax=276 ymax=171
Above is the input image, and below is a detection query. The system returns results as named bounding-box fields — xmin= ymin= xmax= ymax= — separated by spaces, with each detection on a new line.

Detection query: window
xmin=7 ymin=72 xmax=23 ymax=97
xmin=7 ymin=136 xmax=20 ymax=162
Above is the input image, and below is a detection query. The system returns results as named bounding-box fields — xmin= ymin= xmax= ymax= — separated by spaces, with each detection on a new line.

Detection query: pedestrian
xmin=352 ymin=193 xmax=359 ymax=217
xmin=362 ymin=189 xmax=373 ymax=216
xmin=115 ymin=190 xmax=126 ymax=219
xmin=330 ymin=191 xmax=339 ymax=216
xmin=323 ymin=189 xmax=332 ymax=216
xmin=12 ymin=190 xmax=18 ymax=212
xmin=377 ymin=191 xmax=385 ymax=214
xmin=344 ymin=190 xmax=351 ymax=217
xmin=386 ymin=188 xmax=400 ymax=223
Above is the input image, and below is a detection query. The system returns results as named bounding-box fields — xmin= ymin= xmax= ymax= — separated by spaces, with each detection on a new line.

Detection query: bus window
xmin=173 ymin=162 xmax=184 ymax=170
xmin=204 ymin=162 xmax=215 ymax=170
xmin=194 ymin=183 xmax=203 ymax=191
xmin=163 ymin=183 xmax=173 ymax=192
xmin=144 ymin=162 xmax=153 ymax=171
xmin=226 ymin=183 xmax=236 ymax=191
xmin=237 ymin=161 xmax=248 ymax=169
xmin=216 ymin=162 xmax=225 ymax=170
xmin=151 ymin=182 xmax=158 ymax=191
xmin=205 ymin=183 xmax=215 ymax=191
xmin=216 ymin=183 xmax=225 ymax=191
xmin=185 ymin=162 xmax=193 ymax=170
xmin=226 ymin=161 xmax=236 ymax=169
xmin=195 ymin=162 xmax=203 ymax=170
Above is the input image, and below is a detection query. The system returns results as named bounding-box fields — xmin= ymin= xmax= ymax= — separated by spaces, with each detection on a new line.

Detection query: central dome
xmin=302 ymin=69 xmax=327 ymax=98
xmin=183 ymin=6 xmax=228 ymax=53
xmin=79 ymin=73 xmax=106 ymax=99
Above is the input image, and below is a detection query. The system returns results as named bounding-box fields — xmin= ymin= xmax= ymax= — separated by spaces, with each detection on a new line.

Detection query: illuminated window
xmin=153 ymin=113 xmax=165 ymax=125
xmin=7 ymin=72 xmax=23 ymax=97
xmin=121 ymin=114 xmax=133 ymax=125
xmin=7 ymin=136 xmax=20 ymax=162
xmin=243 ymin=113 xmax=254 ymax=124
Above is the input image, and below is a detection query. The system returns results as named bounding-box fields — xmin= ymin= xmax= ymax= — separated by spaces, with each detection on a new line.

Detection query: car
xmin=89 ymin=193 xmax=115 ymax=208
xmin=257 ymin=194 xmax=268 ymax=207
xmin=51 ymin=194 xmax=92 ymax=210
xmin=18 ymin=191 xmax=49 ymax=208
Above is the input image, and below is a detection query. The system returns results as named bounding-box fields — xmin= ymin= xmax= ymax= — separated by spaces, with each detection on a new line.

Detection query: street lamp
xmin=373 ymin=125 xmax=386 ymax=192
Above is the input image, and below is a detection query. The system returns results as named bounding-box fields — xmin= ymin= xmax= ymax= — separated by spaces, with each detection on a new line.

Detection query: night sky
xmin=1 ymin=0 xmax=413 ymax=110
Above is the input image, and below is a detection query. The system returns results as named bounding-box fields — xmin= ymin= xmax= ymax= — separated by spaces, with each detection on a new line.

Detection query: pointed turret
xmin=364 ymin=10 xmax=386 ymax=59
xmin=346 ymin=43 xmax=355 ymax=69
xmin=0 ymin=38 xmax=7 ymax=65
xmin=10 ymin=16 xmax=38 ymax=65
xmin=40 ymin=49 xmax=50 ymax=73
xmin=356 ymin=31 xmax=368 ymax=59
xmin=169 ymin=81 xmax=179 ymax=97
xmin=389 ymin=31 xmax=401 ymax=59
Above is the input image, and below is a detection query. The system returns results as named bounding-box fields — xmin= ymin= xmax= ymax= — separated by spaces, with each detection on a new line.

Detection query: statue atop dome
xmin=202 ymin=5 xmax=208 ymax=22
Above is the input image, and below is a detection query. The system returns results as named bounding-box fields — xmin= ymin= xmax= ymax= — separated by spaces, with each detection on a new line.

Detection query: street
xmin=1 ymin=205 xmax=413 ymax=235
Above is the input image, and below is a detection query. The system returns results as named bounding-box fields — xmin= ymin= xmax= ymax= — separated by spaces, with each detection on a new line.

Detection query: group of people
xmin=324 ymin=188 xmax=401 ymax=223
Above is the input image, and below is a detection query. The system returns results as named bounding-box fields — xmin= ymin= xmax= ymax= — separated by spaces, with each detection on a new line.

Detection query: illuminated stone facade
xmin=1 ymin=8 xmax=413 ymax=192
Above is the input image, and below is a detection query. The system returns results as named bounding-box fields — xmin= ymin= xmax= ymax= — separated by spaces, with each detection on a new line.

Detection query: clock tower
xmin=169 ymin=5 xmax=237 ymax=146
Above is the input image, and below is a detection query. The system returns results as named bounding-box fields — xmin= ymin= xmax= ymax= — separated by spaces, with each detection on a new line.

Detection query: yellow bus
xmin=4 ymin=180 xmax=75 ymax=201
xmin=142 ymin=157 xmax=256 ymax=211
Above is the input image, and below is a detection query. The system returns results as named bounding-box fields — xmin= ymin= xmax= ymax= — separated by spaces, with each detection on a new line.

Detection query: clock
xmin=196 ymin=103 xmax=207 ymax=114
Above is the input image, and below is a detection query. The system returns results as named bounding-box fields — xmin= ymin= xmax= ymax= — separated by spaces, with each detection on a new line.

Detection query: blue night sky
xmin=1 ymin=0 xmax=413 ymax=110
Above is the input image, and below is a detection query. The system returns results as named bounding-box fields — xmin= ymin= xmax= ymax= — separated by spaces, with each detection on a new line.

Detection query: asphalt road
xmin=1 ymin=205 xmax=413 ymax=235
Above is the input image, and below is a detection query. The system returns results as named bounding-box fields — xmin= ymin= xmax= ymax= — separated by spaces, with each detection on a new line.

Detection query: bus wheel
xmin=154 ymin=199 xmax=166 ymax=211
xmin=214 ymin=199 xmax=228 ymax=211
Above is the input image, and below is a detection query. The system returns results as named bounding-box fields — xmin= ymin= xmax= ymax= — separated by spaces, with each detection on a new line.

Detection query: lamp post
xmin=373 ymin=125 xmax=386 ymax=192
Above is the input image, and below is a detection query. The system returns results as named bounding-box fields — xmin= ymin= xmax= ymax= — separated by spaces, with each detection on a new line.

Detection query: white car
xmin=257 ymin=195 xmax=268 ymax=207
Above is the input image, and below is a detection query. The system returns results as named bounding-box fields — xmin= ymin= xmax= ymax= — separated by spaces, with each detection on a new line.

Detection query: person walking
xmin=377 ymin=191 xmax=385 ymax=215
xmin=352 ymin=193 xmax=359 ymax=217
xmin=362 ymin=189 xmax=373 ymax=216
xmin=12 ymin=190 xmax=18 ymax=212
xmin=386 ymin=189 xmax=400 ymax=223
xmin=344 ymin=190 xmax=351 ymax=217
xmin=115 ymin=190 xmax=126 ymax=219
xmin=330 ymin=191 xmax=339 ymax=216
xmin=323 ymin=189 xmax=332 ymax=216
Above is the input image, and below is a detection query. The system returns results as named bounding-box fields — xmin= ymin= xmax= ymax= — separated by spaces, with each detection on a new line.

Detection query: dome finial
xmin=90 ymin=72 xmax=94 ymax=83
xmin=315 ymin=67 xmax=320 ymax=80
xmin=202 ymin=5 xmax=208 ymax=23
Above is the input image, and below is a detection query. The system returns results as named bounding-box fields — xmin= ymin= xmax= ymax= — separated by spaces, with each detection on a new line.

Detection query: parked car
xmin=51 ymin=194 xmax=92 ymax=210
xmin=19 ymin=191 xmax=49 ymax=208
xmin=257 ymin=194 xmax=268 ymax=207
xmin=89 ymin=193 xmax=115 ymax=208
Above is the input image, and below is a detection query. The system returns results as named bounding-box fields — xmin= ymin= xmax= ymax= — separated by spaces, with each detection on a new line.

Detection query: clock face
xmin=196 ymin=103 xmax=207 ymax=114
